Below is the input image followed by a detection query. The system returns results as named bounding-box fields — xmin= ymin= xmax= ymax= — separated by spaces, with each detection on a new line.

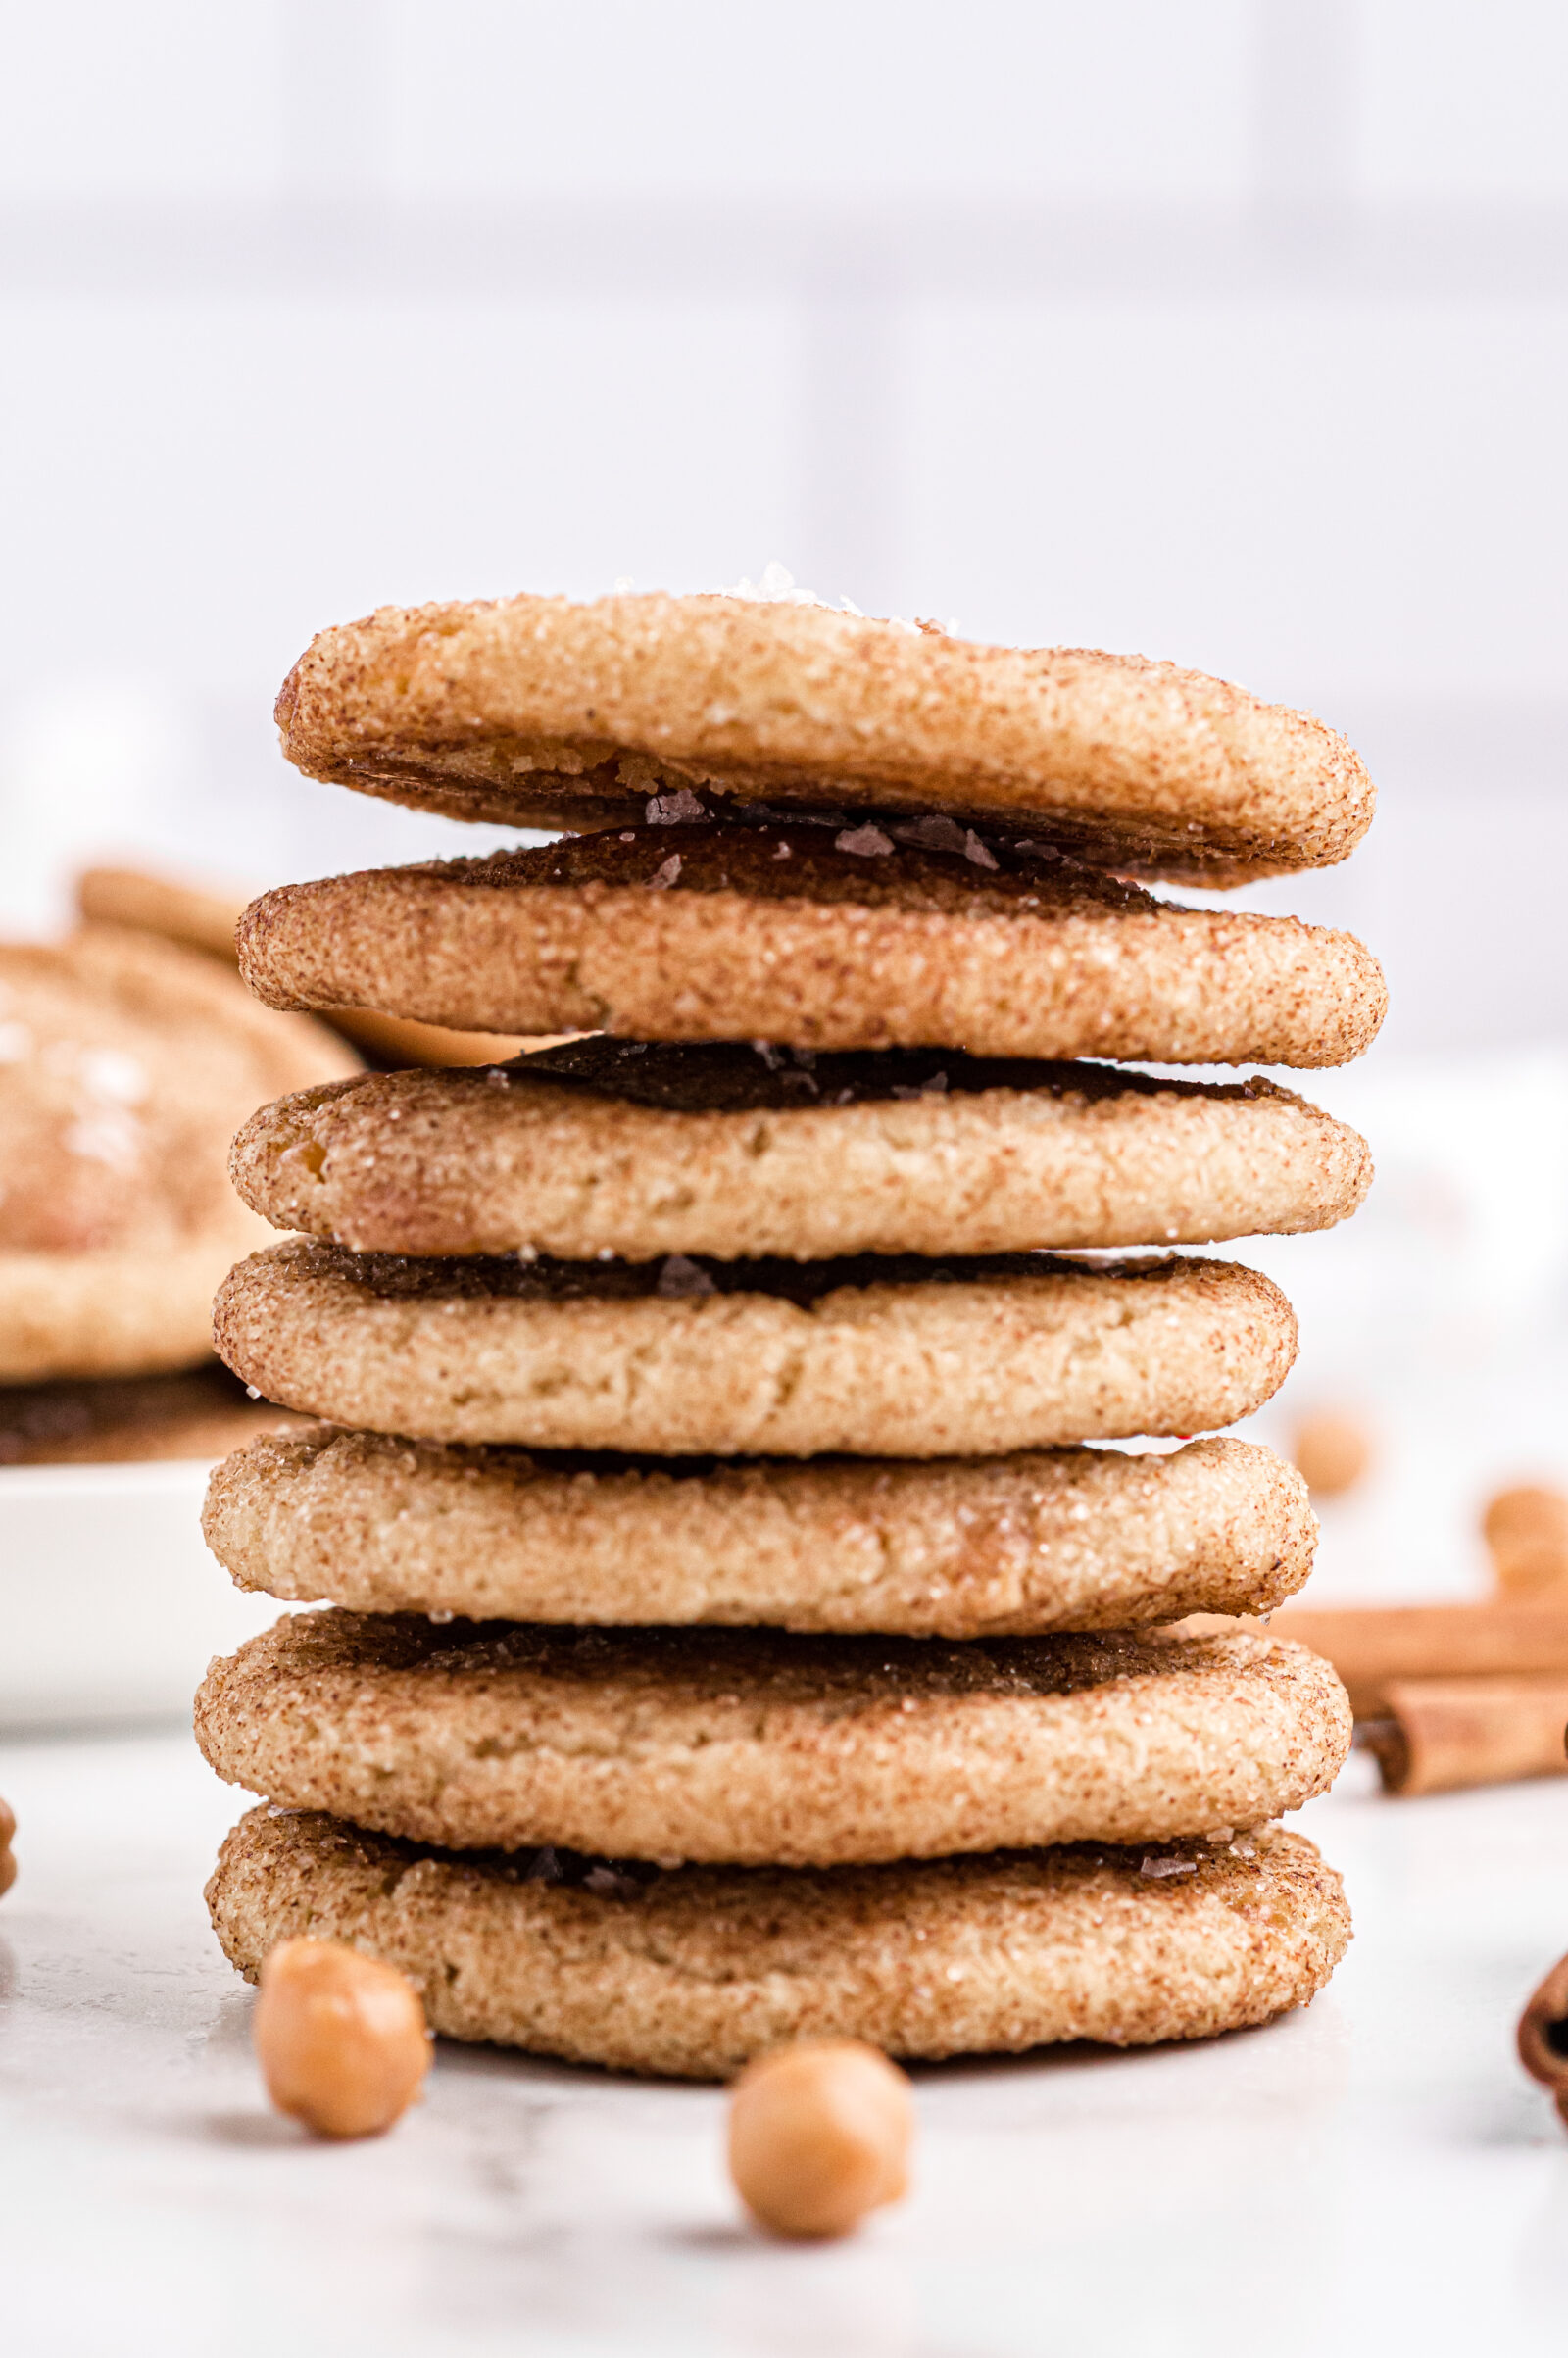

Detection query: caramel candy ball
xmin=253 ymin=1939 xmax=430 ymax=2138
xmin=1484 ymin=1485 xmax=1568 ymax=1553
xmin=0 ymin=1793 xmax=15 ymax=1899
xmin=728 ymin=2039 xmax=914 ymax=2239
xmin=1483 ymin=1485 xmax=1568 ymax=1596
xmin=1291 ymin=1409 xmax=1373 ymax=1499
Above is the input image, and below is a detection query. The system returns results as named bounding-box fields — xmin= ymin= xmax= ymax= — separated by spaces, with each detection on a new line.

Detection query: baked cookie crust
xmin=202 ymin=1428 xmax=1314 ymax=1635
xmin=195 ymin=1613 xmax=1350 ymax=1866
xmin=211 ymin=1239 xmax=1298 ymax=1457
xmin=235 ymin=828 xmax=1387 ymax=1068
xmin=208 ymin=1807 xmax=1352 ymax=2077
xmin=230 ymin=1040 xmax=1372 ymax=1261
xmin=274 ymin=591 xmax=1375 ymax=885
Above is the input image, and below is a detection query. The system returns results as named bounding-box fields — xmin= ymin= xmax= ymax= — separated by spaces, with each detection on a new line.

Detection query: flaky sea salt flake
xmin=646 ymin=789 xmax=706 ymax=825
xmin=656 ymin=1254 xmax=718 ymax=1300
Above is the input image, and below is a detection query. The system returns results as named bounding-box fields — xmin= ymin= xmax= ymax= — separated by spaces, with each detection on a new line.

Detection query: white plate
xmin=0 ymin=1459 xmax=280 ymax=1729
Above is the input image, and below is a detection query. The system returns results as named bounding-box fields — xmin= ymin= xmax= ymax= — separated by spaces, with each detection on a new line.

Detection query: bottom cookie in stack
xmin=199 ymin=1441 xmax=1352 ymax=2079
xmin=209 ymin=1813 xmax=1348 ymax=2083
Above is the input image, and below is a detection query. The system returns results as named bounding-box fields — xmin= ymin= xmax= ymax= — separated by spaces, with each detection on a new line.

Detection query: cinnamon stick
xmin=1360 ymin=1675 xmax=1568 ymax=1797
xmin=1267 ymin=1601 xmax=1568 ymax=1717
xmin=1518 ymin=1952 xmax=1568 ymax=2124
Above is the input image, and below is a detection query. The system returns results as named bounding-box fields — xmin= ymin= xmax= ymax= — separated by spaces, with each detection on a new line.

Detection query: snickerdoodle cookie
xmin=236 ymin=828 xmax=1386 ymax=1068
xmin=0 ymin=926 xmax=358 ymax=1382
xmin=230 ymin=1039 xmax=1372 ymax=1261
xmin=203 ymin=1428 xmax=1314 ymax=1634
xmin=274 ymin=590 xmax=1375 ymax=884
xmin=208 ymin=1808 xmax=1351 ymax=2077
xmin=212 ymin=1241 xmax=1296 ymax=1457
xmin=196 ymin=1614 xmax=1350 ymax=1866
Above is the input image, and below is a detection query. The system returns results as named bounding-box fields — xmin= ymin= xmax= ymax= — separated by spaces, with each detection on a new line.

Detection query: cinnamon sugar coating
xmin=274 ymin=591 xmax=1375 ymax=885
xmin=203 ymin=1429 xmax=1314 ymax=1635
xmin=235 ymin=828 xmax=1386 ymax=1068
xmin=208 ymin=1808 xmax=1352 ymax=2078
xmin=195 ymin=1612 xmax=1350 ymax=1866
xmin=230 ymin=1041 xmax=1371 ymax=1262
xmin=211 ymin=1240 xmax=1298 ymax=1458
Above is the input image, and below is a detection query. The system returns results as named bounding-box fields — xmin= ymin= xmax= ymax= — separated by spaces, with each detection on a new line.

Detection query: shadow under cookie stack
xmin=197 ymin=590 xmax=1384 ymax=2080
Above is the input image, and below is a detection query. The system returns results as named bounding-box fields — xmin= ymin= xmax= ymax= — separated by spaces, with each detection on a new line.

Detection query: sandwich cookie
xmin=208 ymin=1808 xmax=1352 ymax=2079
xmin=237 ymin=828 xmax=1386 ymax=1069
xmin=274 ymin=590 xmax=1375 ymax=884
xmin=204 ymin=1428 xmax=1315 ymax=1635
xmin=195 ymin=1615 xmax=1351 ymax=1866
xmin=212 ymin=1240 xmax=1297 ymax=1457
xmin=231 ymin=1038 xmax=1373 ymax=1262
xmin=0 ymin=926 xmax=358 ymax=1382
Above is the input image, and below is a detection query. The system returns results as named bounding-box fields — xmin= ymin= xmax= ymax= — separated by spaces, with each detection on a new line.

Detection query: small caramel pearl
xmin=1291 ymin=1409 xmax=1373 ymax=1498
xmin=728 ymin=2039 xmax=914 ymax=2239
xmin=0 ymin=1793 xmax=15 ymax=1899
xmin=253 ymin=1939 xmax=430 ymax=2139
xmin=1484 ymin=1485 xmax=1568 ymax=1597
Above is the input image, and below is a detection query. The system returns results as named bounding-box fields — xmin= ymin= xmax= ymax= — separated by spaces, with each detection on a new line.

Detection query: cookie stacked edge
xmin=199 ymin=594 xmax=1368 ymax=2078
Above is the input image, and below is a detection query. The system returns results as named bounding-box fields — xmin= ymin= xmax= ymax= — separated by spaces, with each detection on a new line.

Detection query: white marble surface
xmin=3 ymin=1732 xmax=1568 ymax=2358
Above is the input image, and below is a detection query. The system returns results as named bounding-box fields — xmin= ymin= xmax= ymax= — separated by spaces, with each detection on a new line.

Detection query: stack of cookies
xmin=197 ymin=590 xmax=1383 ymax=2080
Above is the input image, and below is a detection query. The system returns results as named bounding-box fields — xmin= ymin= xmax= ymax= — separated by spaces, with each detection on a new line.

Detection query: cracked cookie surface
xmin=203 ymin=1428 xmax=1314 ymax=1634
xmin=208 ymin=1806 xmax=1352 ymax=2076
xmin=196 ymin=1612 xmax=1351 ymax=1865
xmin=212 ymin=1239 xmax=1298 ymax=1456
xmin=230 ymin=1038 xmax=1372 ymax=1261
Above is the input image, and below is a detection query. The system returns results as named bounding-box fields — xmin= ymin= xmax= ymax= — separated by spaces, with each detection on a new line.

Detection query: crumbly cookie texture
xmin=211 ymin=1240 xmax=1298 ymax=1458
xmin=273 ymin=591 xmax=1375 ymax=885
xmin=195 ymin=1613 xmax=1350 ymax=1866
xmin=234 ymin=828 xmax=1387 ymax=1069
xmin=0 ymin=925 xmax=358 ymax=1380
xmin=203 ymin=1428 xmax=1314 ymax=1634
xmin=230 ymin=1040 xmax=1373 ymax=1261
xmin=208 ymin=1807 xmax=1352 ymax=2078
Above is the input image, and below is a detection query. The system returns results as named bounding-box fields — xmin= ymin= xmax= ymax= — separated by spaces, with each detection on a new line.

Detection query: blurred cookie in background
xmin=0 ymin=923 xmax=359 ymax=1382
xmin=0 ymin=1363 xmax=309 ymax=1466
xmin=78 ymin=864 xmax=536 ymax=1070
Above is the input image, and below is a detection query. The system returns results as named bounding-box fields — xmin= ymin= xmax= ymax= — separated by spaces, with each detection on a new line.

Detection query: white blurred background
xmin=2 ymin=0 xmax=1567 ymax=1594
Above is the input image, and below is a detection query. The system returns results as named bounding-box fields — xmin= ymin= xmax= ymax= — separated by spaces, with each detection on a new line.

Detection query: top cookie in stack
xmin=202 ymin=592 xmax=1375 ymax=2080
